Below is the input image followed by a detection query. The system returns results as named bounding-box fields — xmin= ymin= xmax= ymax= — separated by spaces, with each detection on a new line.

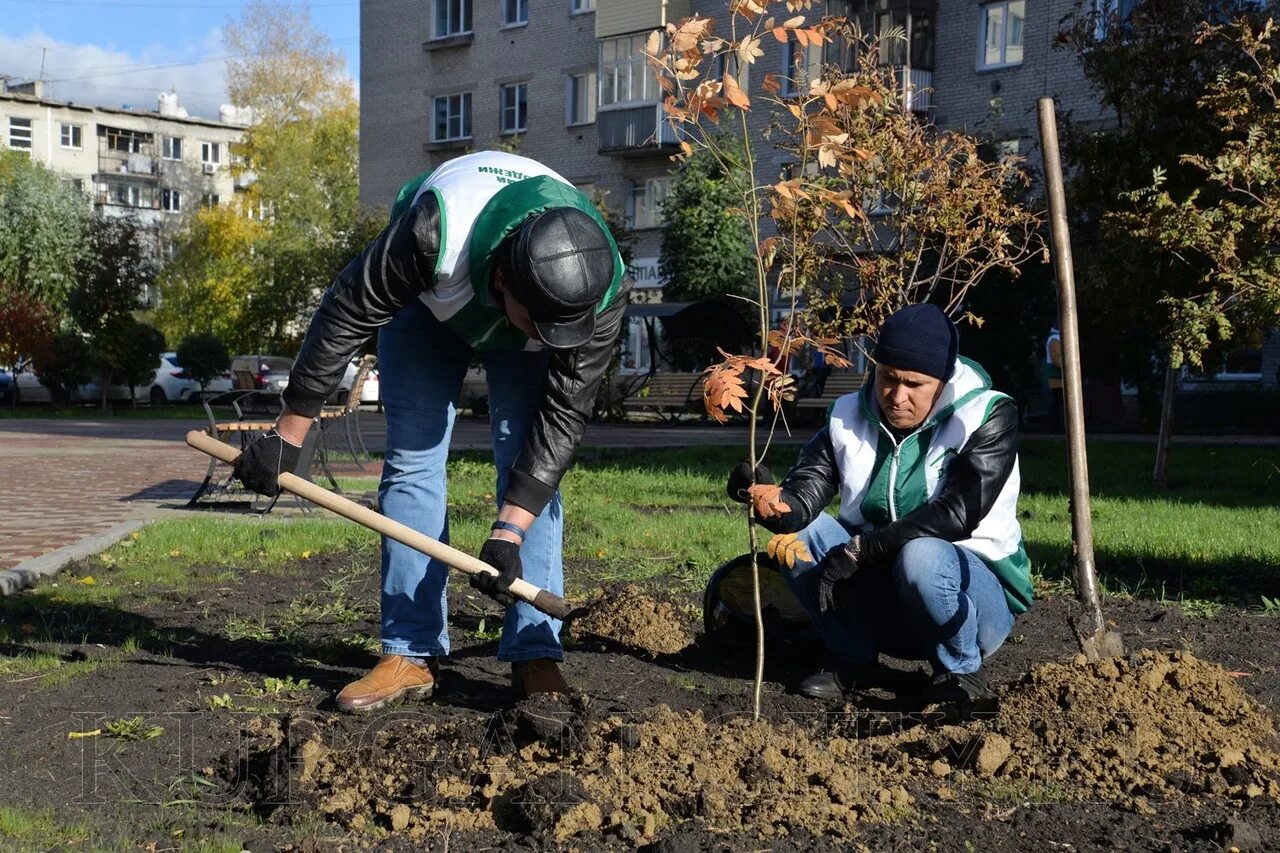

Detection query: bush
xmin=37 ymin=332 xmax=91 ymax=404
xmin=120 ymin=321 xmax=166 ymax=400
xmin=176 ymin=333 xmax=230 ymax=393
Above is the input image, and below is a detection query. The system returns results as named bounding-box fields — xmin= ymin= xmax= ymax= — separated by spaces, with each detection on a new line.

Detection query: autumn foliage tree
xmin=645 ymin=1 xmax=1042 ymax=716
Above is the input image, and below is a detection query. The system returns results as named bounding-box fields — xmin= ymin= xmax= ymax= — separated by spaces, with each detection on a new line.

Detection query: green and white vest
xmin=389 ymin=151 xmax=625 ymax=351
xmin=828 ymin=357 xmax=1033 ymax=613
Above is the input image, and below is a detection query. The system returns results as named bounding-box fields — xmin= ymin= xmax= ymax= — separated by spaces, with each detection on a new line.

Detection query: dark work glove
xmin=817 ymin=536 xmax=864 ymax=613
xmin=726 ymin=460 xmax=775 ymax=503
xmin=470 ymin=537 xmax=522 ymax=607
xmin=233 ymin=429 xmax=302 ymax=497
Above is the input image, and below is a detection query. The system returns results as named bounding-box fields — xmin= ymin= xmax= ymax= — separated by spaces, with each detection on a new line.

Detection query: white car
xmin=336 ymin=358 xmax=380 ymax=408
xmin=145 ymin=352 xmax=233 ymax=404
xmin=14 ymin=354 xmax=233 ymax=405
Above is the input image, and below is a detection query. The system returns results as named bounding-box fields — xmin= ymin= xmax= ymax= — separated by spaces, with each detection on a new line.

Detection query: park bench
xmin=621 ymin=372 xmax=707 ymax=422
xmin=313 ymin=355 xmax=378 ymax=489
xmin=792 ymin=371 xmax=869 ymax=422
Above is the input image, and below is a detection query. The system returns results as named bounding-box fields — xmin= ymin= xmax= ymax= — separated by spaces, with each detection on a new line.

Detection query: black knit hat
xmin=872 ymin=304 xmax=958 ymax=380
xmin=498 ymin=207 xmax=616 ymax=350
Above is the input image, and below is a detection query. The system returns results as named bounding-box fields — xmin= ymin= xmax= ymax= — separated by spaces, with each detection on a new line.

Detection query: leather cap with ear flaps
xmin=500 ymin=207 xmax=616 ymax=349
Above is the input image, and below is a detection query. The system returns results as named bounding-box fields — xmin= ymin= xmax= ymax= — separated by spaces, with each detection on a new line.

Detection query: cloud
xmin=0 ymin=28 xmax=232 ymax=120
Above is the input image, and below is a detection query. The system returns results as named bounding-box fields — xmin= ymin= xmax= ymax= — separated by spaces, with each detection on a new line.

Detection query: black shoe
xmin=797 ymin=663 xmax=874 ymax=700
xmin=923 ymin=668 xmax=993 ymax=705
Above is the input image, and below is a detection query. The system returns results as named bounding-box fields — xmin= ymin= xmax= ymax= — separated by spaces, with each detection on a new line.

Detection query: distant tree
xmin=37 ymin=331 xmax=92 ymax=405
xmin=176 ymin=332 xmax=231 ymax=396
xmin=0 ymin=150 xmax=92 ymax=315
xmin=1120 ymin=19 xmax=1280 ymax=384
xmin=0 ymin=278 xmax=57 ymax=400
xmin=220 ymin=0 xmax=367 ymax=350
xmin=660 ymin=135 xmax=756 ymax=305
xmin=156 ymin=207 xmax=264 ymax=352
xmin=119 ymin=321 xmax=167 ymax=404
xmin=1059 ymin=0 xmax=1266 ymax=483
xmin=69 ymin=216 xmax=155 ymax=409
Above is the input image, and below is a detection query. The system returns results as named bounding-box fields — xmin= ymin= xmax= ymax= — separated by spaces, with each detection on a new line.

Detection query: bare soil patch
xmin=2 ymin=554 xmax=1280 ymax=850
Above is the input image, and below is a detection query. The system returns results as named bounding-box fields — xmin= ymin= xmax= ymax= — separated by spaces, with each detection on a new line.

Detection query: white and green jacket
xmin=770 ymin=357 xmax=1032 ymax=614
xmin=283 ymin=151 xmax=632 ymax=515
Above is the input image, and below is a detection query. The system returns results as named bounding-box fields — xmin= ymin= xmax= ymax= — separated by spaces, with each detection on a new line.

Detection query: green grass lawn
xmin=22 ymin=439 xmax=1280 ymax=612
xmin=0 ymin=403 xmax=214 ymax=420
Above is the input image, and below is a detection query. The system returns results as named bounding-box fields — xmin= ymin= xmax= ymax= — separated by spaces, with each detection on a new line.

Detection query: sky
xmin=0 ymin=0 xmax=360 ymax=120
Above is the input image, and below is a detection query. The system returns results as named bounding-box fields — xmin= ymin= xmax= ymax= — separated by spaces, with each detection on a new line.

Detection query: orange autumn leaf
xmin=767 ymin=532 xmax=813 ymax=570
xmin=723 ymin=72 xmax=751 ymax=110
xmin=703 ymin=365 xmax=749 ymax=423
xmin=748 ymin=483 xmax=791 ymax=519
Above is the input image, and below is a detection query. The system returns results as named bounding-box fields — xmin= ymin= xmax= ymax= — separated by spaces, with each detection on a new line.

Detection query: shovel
xmin=186 ymin=430 xmax=584 ymax=622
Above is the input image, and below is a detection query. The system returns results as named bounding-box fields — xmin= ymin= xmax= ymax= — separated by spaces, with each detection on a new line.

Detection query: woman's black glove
xmin=233 ymin=429 xmax=302 ymax=496
xmin=726 ymin=461 xmax=774 ymax=503
xmin=817 ymin=536 xmax=864 ymax=613
xmin=470 ymin=538 xmax=522 ymax=607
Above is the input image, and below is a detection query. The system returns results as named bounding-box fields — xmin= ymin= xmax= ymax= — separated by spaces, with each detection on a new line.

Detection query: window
xmin=502 ymin=0 xmax=528 ymax=27
xmin=161 ymin=188 xmax=182 ymax=213
xmin=571 ymin=0 xmax=595 ymax=13
xmin=163 ymin=136 xmax=183 ymax=160
xmin=567 ymin=71 xmax=597 ymax=125
xmin=433 ymin=0 xmax=472 ymax=38
xmin=827 ymin=1 xmax=934 ymax=71
xmin=432 ymin=93 xmax=472 ymax=142
xmin=8 ymin=117 xmax=32 ymax=150
xmin=104 ymin=127 xmax=146 ymax=153
xmin=60 ymin=123 xmax=82 ymax=149
xmin=782 ymin=39 xmax=823 ymax=96
xmin=626 ymin=176 xmax=673 ymax=229
xmin=499 ymin=83 xmax=528 ymax=134
xmin=110 ymin=183 xmax=143 ymax=207
xmin=201 ymin=141 xmax=220 ymax=165
xmin=201 ymin=193 xmax=221 ymax=209
xmin=600 ymin=34 xmax=661 ymax=107
xmin=978 ymin=0 xmax=1025 ymax=70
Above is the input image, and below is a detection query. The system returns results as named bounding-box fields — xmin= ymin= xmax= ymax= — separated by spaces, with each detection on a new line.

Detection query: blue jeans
xmin=786 ymin=515 xmax=1015 ymax=675
xmin=376 ymin=299 xmax=564 ymax=663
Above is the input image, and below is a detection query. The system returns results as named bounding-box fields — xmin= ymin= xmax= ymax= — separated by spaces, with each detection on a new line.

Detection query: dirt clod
xmin=511 ymin=771 xmax=592 ymax=836
xmin=573 ymin=584 xmax=694 ymax=656
xmin=973 ymin=734 xmax=1011 ymax=778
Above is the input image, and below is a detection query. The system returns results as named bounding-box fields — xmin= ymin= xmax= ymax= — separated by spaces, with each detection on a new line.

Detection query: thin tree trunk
xmin=1153 ymin=364 xmax=1176 ymax=489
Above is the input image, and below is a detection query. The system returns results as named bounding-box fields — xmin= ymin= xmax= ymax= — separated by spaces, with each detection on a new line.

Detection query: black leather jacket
xmin=282 ymin=191 xmax=632 ymax=515
xmin=762 ymin=396 xmax=1020 ymax=568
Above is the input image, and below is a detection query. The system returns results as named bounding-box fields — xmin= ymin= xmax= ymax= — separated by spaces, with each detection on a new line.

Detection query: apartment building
xmin=358 ymin=0 xmax=1115 ymax=371
xmin=0 ymin=81 xmax=247 ymax=302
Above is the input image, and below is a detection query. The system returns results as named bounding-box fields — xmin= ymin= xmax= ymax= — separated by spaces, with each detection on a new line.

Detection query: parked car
xmin=12 ymin=362 xmax=50 ymax=403
xmin=0 ymin=370 xmax=12 ymax=405
xmin=145 ymin=352 xmax=233 ymax=404
xmin=229 ymin=355 xmax=293 ymax=392
xmin=334 ymin=358 xmax=381 ymax=408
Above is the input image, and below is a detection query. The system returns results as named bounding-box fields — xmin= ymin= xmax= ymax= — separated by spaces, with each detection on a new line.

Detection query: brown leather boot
xmin=511 ymin=659 xmax=569 ymax=700
xmin=335 ymin=654 xmax=439 ymax=713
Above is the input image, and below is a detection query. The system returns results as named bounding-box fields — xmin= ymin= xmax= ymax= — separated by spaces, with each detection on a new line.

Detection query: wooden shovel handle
xmin=185 ymin=430 xmax=577 ymax=621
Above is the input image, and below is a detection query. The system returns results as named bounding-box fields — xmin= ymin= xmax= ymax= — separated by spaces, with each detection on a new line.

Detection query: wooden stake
xmin=1036 ymin=97 xmax=1124 ymax=661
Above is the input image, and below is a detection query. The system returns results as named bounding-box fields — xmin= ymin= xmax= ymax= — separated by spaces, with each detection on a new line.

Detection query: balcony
xmin=96 ymin=151 xmax=159 ymax=180
xmin=598 ymin=104 xmax=682 ymax=156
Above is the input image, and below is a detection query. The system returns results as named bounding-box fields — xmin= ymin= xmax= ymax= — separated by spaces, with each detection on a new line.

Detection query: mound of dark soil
xmin=226 ymin=650 xmax=1280 ymax=844
xmin=572 ymin=584 xmax=695 ymax=656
